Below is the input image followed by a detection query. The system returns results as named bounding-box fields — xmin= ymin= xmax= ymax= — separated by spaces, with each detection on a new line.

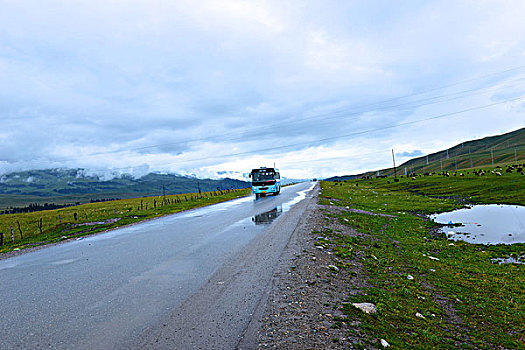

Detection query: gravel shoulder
xmin=252 ymin=189 xmax=369 ymax=349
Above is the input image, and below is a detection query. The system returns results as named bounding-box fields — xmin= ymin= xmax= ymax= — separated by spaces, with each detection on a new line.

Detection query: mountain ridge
xmin=0 ymin=169 xmax=249 ymax=209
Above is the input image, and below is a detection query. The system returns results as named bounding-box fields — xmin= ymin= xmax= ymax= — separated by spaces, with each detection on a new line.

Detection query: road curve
xmin=0 ymin=182 xmax=316 ymax=349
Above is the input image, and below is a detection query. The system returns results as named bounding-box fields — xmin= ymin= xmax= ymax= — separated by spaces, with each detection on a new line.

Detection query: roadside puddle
xmin=430 ymin=204 xmax=525 ymax=245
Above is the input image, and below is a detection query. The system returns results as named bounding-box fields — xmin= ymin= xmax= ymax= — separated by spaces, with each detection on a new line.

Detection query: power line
xmin=70 ymin=94 xmax=525 ymax=173
xmin=37 ymin=65 xmax=525 ymax=161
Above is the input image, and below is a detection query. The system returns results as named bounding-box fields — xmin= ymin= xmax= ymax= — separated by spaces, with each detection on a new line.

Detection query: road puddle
xmin=430 ymin=204 xmax=525 ymax=244
xmin=252 ymin=207 xmax=283 ymax=225
xmin=50 ymin=258 xmax=79 ymax=265
xmin=250 ymin=182 xmax=314 ymax=226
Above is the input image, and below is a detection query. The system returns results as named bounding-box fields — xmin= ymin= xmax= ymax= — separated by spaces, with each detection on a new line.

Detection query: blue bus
xmin=249 ymin=167 xmax=281 ymax=199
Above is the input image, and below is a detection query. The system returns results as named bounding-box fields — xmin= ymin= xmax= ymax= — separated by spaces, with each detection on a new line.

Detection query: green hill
xmin=0 ymin=169 xmax=249 ymax=210
xmin=328 ymin=127 xmax=525 ymax=180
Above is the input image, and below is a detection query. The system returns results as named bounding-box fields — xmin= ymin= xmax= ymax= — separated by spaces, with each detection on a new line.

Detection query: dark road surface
xmin=0 ymin=182 xmax=316 ymax=349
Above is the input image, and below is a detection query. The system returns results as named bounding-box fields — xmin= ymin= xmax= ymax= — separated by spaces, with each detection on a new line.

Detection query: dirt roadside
xmin=252 ymin=186 xmax=370 ymax=349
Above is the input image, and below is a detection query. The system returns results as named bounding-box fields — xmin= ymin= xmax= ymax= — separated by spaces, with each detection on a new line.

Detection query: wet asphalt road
xmin=0 ymin=182 xmax=315 ymax=349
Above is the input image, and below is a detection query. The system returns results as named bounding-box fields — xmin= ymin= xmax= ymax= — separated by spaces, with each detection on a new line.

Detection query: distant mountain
xmin=0 ymin=169 xmax=249 ymax=209
xmin=325 ymin=126 xmax=525 ymax=181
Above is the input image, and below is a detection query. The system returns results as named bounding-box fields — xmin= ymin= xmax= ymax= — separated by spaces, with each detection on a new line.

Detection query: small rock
xmin=407 ymin=274 xmax=414 ymax=280
xmin=352 ymin=302 xmax=377 ymax=314
xmin=415 ymin=312 xmax=425 ymax=319
xmin=430 ymin=269 xmax=436 ymax=272
xmin=428 ymin=256 xmax=440 ymax=261
xmin=381 ymin=338 xmax=390 ymax=348
xmin=328 ymin=265 xmax=339 ymax=271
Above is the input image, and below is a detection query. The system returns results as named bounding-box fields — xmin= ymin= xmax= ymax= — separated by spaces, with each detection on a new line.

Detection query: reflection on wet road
xmin=252 ymin=206 xmax=283 ymax=225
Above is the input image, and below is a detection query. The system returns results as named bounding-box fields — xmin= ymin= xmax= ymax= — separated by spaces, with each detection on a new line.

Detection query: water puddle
xmin=252 ymin=207 xmax=283 ymax=225
xmin=430 ymin=204 xmax=525 ymax=244
xmin=249 ymin=182 xmax=314 ymax=226
xmin=50 ymin=258 xmax=79 ymax=265
xmin=491 ymin=255 xmax=525 ymax=265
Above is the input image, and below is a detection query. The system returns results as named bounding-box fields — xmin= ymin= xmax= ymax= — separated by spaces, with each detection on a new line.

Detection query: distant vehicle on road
xmin=249 ymin=167 xmax=281 ymax=199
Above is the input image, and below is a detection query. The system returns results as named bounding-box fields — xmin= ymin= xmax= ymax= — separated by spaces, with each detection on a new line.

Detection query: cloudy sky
xmin=1 ymin=0 xmax=524 ymax=180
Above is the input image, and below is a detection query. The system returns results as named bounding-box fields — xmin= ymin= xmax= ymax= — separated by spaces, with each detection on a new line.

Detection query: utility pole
xmin=446 ymin=149 xmax=449 ymax=159
xmin=426 ymin=155 xmax=429 ymax=165
xmin=392 ymin=149 xmax=397 ymax=178
xmin=515 ymin=147 xmax=518 ymax=165
xmin=491 ymin=149 xmax=494 ymax=166
xmin=440 ymin=158 xmax=443 ymax=172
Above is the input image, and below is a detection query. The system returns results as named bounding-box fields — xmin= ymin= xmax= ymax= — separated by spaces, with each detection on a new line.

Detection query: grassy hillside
xmin=0 ymin=169 xmax=249 ymax=210
xmin=328 ymin=127 xmax=525 ymax=180
xmin=377 ymin=127 xmax=524 ymax=177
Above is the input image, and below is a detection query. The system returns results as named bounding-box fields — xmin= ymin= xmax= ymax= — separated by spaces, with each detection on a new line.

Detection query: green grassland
xmin=319 ymin=171 xmax=524 ymax=349
xmin=0 ymin=189 xmax=250 ymax=254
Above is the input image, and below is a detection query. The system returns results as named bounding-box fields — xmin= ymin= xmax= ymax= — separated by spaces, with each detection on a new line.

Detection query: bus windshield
xmin=251 ymin=171 xmax=276 ymax=182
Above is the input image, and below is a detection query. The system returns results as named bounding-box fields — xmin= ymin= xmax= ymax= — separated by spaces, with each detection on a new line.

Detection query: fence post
xmin=17 ymin=220 xmax=23 ymax=239
xmin=11 ymin=226 xmax=14 ymax=243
